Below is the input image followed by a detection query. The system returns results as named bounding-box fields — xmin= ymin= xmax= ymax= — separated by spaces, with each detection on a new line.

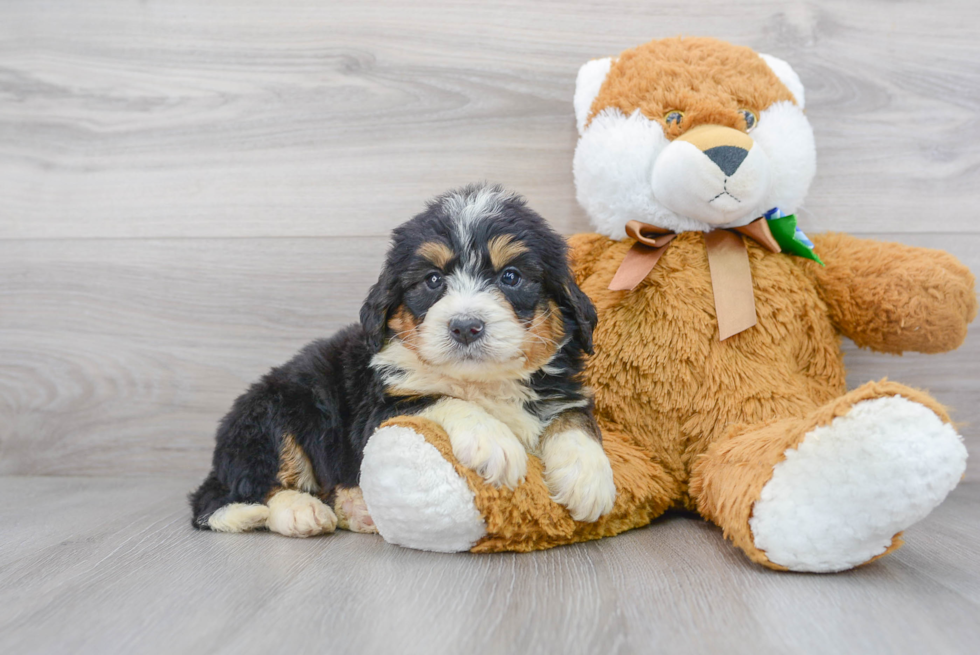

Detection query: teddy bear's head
xmin=573 ymin=37 xmax=815 ymax=239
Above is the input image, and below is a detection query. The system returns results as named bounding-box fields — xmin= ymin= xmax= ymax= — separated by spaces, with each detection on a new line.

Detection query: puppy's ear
xmin=360 ymin=266 xmax=399 ymax=353
xmin=558 ymin=275 xmax=598 ymax=356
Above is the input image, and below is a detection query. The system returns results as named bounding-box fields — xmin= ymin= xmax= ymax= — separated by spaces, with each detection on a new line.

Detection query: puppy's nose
xmin=449 ymin=317 xmax=485 ymax=345
xmin=703 ymin=145 xmax=749 ymax=177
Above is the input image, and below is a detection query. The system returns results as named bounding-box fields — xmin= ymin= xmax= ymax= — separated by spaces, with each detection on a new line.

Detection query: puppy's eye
xmin=664 ymin=111 xmax=684 ymax=127
xmin=424 ymin=272 xmax=443 ymax=290
xmin=499 ymin=268 xmax=522 ymax=288
xmin=740 ymin=109 xmax=758 ymax=132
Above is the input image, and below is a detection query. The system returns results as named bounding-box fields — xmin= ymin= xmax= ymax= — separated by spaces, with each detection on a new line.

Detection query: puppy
xmin=190 ymin=184 xmax=617 ymax=538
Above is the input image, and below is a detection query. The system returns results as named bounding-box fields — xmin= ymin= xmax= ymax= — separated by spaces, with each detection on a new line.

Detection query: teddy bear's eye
xmin=664 ymin=111 xmax=684 ymax=127
xmin=740 ymin=109 xmax=758 ymax=132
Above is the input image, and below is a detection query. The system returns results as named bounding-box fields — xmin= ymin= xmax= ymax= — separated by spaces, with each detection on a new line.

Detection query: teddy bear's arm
xmin=805 ymin=232 xmax=978 ymax=354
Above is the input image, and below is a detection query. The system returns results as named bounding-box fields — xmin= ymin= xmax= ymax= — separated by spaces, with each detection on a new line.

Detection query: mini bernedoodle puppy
xmin=190 ymin=184 xmax=617 ymax=538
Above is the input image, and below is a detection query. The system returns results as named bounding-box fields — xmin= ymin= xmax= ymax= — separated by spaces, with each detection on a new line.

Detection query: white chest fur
xmin=372 ymin=342 xmax=545 ymax=448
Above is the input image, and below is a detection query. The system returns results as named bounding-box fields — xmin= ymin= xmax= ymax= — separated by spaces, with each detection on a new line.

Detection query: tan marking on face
xmin=387 ymin=305 xmax=422 ymax=353
xmin=416 ymin=241 xmax=454 ymax=269
xmin=277 ymin=433 xmax=320 ymax=494
xmin=521 ymin=300 xmax=566 ymax=372
xmin=488 ymin=234 xmax=529 ymax=270
xmin=586 ymin=36 xmax=796 ymax=137
xmin=677 ymin=124 xmax=754 ymax=152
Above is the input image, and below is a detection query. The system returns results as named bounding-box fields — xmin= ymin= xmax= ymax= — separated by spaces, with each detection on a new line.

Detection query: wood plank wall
xmin=2 ymin=0 xmax=978 ymax=479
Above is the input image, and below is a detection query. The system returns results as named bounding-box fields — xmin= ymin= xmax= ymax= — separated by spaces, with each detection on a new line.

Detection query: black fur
xmin=190 ymin=184 xmax=597 ymax=529
xmin=189 ymin=326 xmax=434 ymax=527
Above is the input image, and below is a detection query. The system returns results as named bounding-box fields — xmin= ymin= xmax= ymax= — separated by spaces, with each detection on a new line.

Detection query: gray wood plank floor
xmin=1 ymin=477 xmax=978 ymax=655
xmin=2 ymin=1 xmax=979 ymax=653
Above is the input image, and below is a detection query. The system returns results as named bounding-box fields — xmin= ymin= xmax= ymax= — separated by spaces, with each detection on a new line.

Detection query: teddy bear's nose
xmin=703 ymin=145 xmax=749 ymax=177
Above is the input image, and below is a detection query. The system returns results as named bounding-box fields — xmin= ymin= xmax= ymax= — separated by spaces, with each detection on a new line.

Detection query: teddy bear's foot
xmin=749 ymin=395 xmax=966 ymax=572
xmin=359 ymin=423 xmax=487 ymax=552
xmin=693 ymin=382 xmax=968 ymax=572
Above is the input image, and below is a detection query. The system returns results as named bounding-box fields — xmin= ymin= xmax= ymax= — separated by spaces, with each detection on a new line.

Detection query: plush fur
xmin=583 ymin=37 xmax=797 ymax=134
xmin=573 ymin=36 xmax=815 ymax=238
xmin=360 ymin=423 xmax=487 ymax=552
xmin=190 ymin=184 xmax=615 ymax=533
xmin=356 ymin=37 xmax=976 ymax=571
xmin=749 ymin=395 xmax=965 ymax=572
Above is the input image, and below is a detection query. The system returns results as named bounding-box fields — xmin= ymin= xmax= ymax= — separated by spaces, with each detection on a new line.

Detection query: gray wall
xmin=2 ymin=0 xmax=978 ymax=480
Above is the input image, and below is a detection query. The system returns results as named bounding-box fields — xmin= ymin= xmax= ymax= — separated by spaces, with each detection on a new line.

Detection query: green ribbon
xmin=766 ymin=214 xmax=824 ymax=266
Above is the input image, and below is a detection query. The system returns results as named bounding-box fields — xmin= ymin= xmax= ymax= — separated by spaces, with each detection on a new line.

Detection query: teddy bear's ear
xmin=758 ymin=53 xmax=806 ymax=109
xmin=574 ymin=57 xmax=614 ymax=135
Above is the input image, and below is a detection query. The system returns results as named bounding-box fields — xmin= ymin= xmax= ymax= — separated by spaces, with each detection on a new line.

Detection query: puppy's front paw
xmin=450 ymin=422 xmax=528 ymax=489
xmin=267 ymin=490 xmax=337 ymax=537
xmin=541 ymin=429 xmax=616 ymax=522
xmin=419 ymin=398 xmax=528 ymax=488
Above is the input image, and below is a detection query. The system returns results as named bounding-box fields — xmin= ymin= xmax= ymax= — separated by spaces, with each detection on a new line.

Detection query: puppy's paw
xmin=333 ymin=486 xmax=378 ymax=534
xmin=419 ymin=398 xmax=528 ymax=488
xmin=450 ymin=422 xmax=528 ymax=489
xmin=207 ymin=503 xmax=271 ymax=533
xmin=267 ymin=489 xmax=337 ymax=538
xmin=541 ymin=429 xmax=616 ymax=522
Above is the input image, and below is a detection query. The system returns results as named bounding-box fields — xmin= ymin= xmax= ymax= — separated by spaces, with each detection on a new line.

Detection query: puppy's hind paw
xmin=333 ymin=486 xmax=378 ymax=534
xmin=542 ymin=429 xmax=617 ymax=522
xmin=267 ymin=490 xmax=337 ymax=538
xmin=207 ymin=503 xmax=271 ymax=533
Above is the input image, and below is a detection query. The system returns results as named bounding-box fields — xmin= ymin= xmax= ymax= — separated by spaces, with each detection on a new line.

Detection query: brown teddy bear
xmin=358 ymin=37 xmax=977 ymax=572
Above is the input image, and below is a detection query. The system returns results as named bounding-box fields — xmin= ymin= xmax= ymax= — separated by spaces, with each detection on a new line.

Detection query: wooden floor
xmin=1 ymin=477 xmax=978 ymax=655
xmin=2 ymin=1 xmax=979 ymax=653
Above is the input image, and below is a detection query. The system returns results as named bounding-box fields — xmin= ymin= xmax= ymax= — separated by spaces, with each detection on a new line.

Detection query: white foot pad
xmin=266 ymin=490 xmax=337 ymax=538
xmin=359 ymin=425 xmax=487 ymax=552
xmin=751 ymin=396 xmax=967 ymax=572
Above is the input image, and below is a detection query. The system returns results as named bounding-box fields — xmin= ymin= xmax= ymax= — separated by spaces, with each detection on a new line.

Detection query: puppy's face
xmin=362 ymin=185 xmax=596 ymax=381
xmin=396 ymin=233 xmax=556 ymax=378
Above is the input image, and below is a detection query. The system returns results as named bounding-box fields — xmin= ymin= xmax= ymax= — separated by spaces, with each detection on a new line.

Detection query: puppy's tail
xmin=189 ymin=473 xmax=270 ymax=532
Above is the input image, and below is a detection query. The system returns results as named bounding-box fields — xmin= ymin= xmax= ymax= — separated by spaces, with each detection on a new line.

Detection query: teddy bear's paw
xmin=541 ymin=428 xmax=617 ymax=522
xmin=360 ymin=425 xmax=487 ymax=552
xmin=450 ymin=422 xmax=528 ymax=489
xmin=750 ymin=395 xmax=967 ymax=572
xmin=266 ymin=489 xmax=337 ymax=538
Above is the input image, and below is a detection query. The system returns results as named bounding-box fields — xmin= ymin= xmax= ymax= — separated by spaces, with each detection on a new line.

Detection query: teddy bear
xmin=356 ymin=36 xmax=977 ymax=572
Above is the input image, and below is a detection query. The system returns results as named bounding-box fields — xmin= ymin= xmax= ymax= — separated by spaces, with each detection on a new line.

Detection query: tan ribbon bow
xmin=608 ymin=218 xmax=782 ymax=340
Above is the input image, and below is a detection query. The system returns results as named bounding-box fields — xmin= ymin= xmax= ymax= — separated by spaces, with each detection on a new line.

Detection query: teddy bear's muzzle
xmin=650 ymin=124 xmax=772 ymax=227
